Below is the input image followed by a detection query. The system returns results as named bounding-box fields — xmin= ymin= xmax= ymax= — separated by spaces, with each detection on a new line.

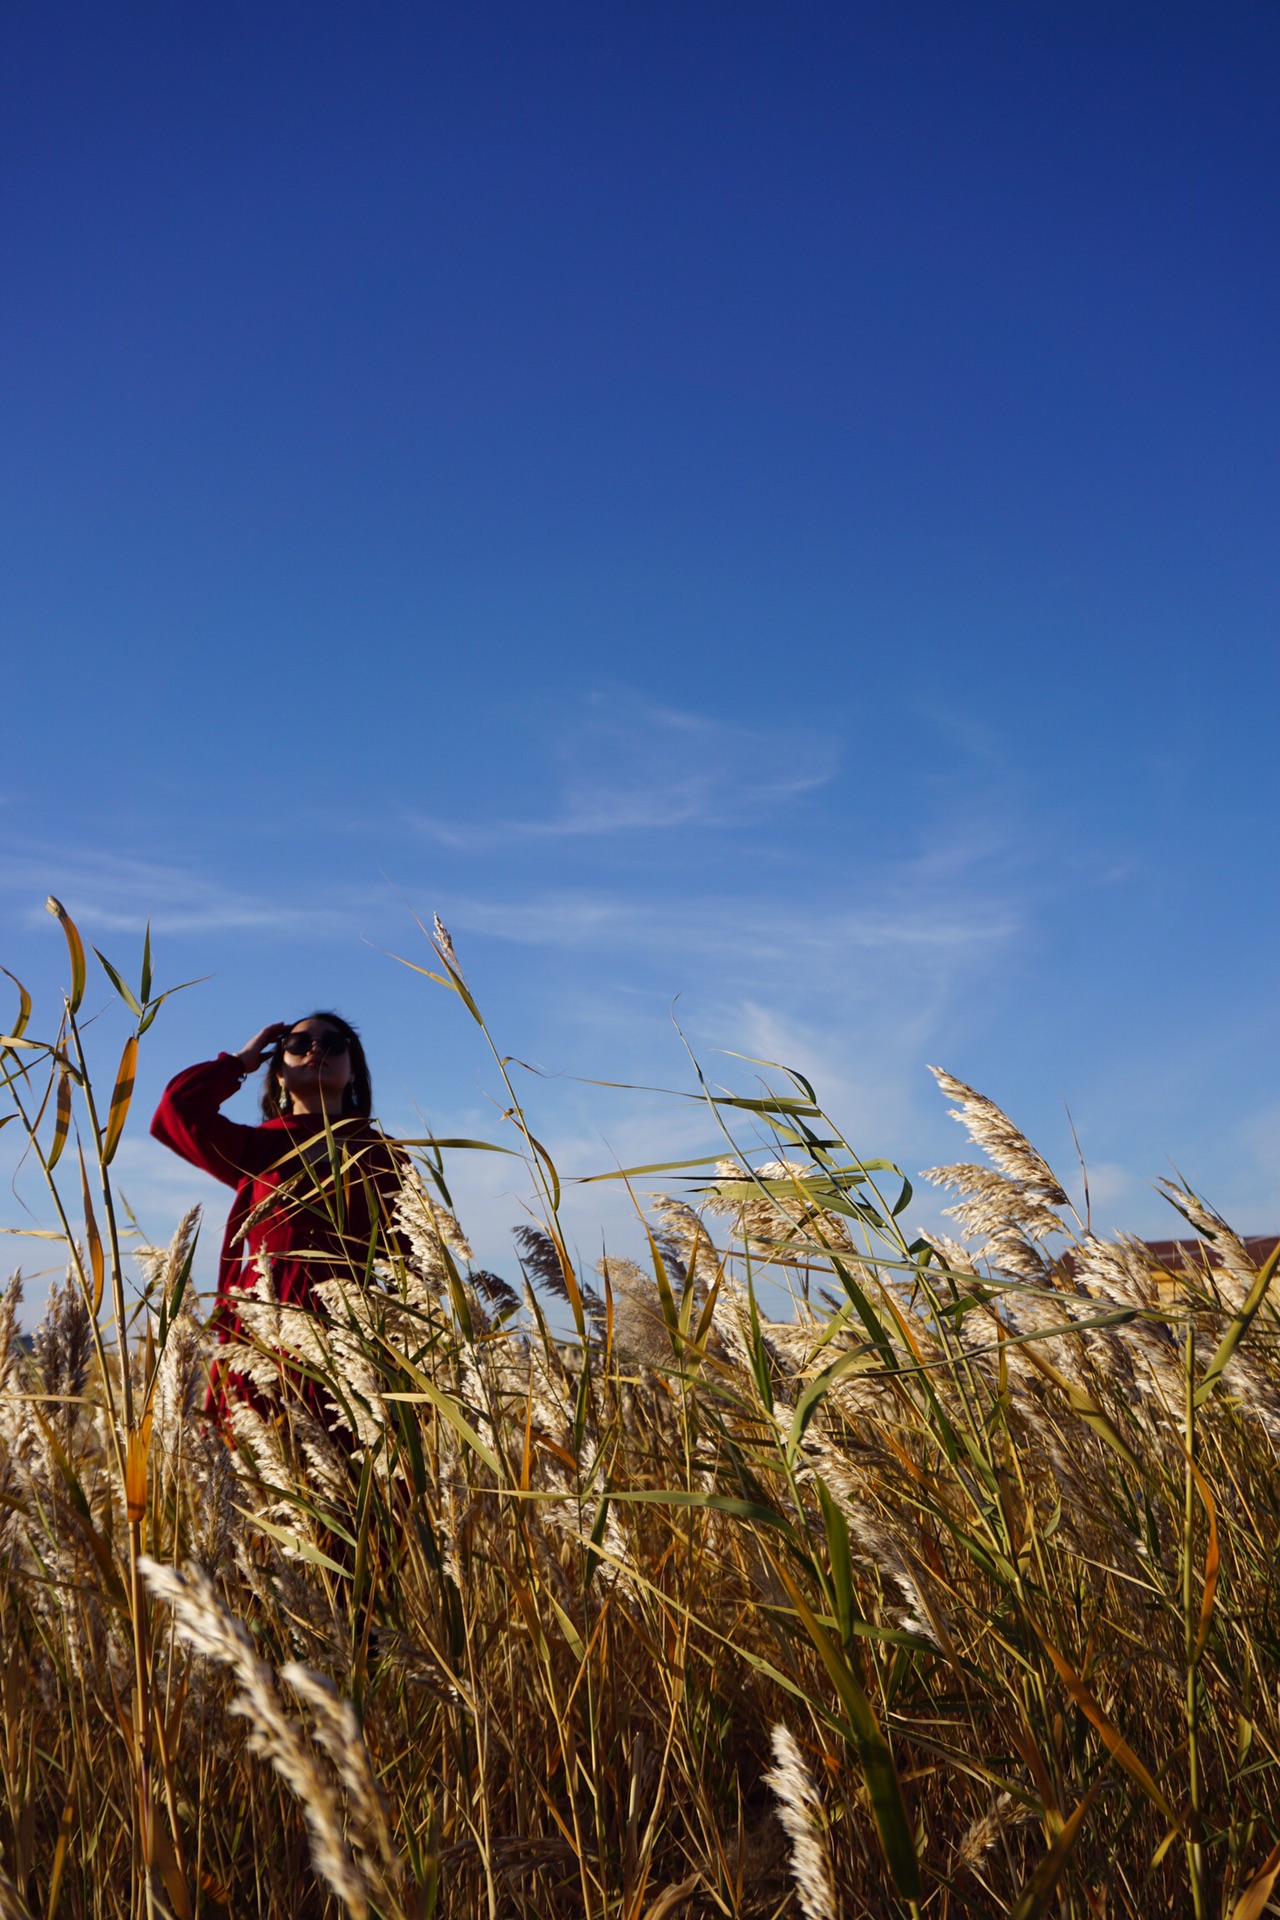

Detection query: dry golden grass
xmin=1 ymin=905 xmax=1278 ymax=1919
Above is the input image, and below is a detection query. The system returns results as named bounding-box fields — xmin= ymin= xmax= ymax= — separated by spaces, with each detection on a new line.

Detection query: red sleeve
xmin=150 ymin=1055 xmax=277 ymax=1188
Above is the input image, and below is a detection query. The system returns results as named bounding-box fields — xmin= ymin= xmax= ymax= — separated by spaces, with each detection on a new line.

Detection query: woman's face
xmin=277 ymin=1018 xmax=353 ymax=1114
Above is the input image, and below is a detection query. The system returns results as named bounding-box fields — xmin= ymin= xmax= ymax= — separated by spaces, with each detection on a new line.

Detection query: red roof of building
xmin=1142 ymin=1235 xmax=1278 ymax=1275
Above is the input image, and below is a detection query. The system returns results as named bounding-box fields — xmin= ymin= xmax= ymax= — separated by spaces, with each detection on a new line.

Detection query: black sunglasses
xmin=280 ymin=1032 xmax=350 ymax=1059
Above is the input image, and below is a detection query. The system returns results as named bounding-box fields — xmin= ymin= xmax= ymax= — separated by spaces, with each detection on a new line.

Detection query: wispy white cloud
xmin=443 ymin=889 xmax=1020 ymax=959
xmin=0 ymin=843 xmax=364 ymax=939
xmin=434 ymin=804 xmax=1025 ymax=970
xmin=410 ymin=691 xmax=839 ymax=847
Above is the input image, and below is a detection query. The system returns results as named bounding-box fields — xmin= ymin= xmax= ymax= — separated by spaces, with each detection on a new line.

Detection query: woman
xmin=151 ymin=1012 xmax=405 ymax=1421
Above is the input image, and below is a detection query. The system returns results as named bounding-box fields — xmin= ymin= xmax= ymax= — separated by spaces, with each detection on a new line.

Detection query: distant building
xmin=1143 ymin=1236 xmax=1278 ymax=1277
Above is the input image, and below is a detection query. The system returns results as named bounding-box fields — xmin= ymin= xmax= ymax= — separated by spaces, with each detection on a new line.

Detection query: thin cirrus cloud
xmin=0 ymin=843 xmax=360 ymax=940
xmin=425 ymin=790 xmax=1030 ymax=975
xmin=440 ymin=889 xmax=1021 ymax=963
xmin=409 ymin=696 xmax=840 ymax=849
xmin=0 ymin=696 xmax=1025 ymax=1007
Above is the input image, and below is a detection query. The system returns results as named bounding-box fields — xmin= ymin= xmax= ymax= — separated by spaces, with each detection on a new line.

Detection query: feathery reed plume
xmin=927 ymin=1065 xmax=1069 ymax=1203
xmin=764 ymin=1725 xmax=837 ymax=1920
xmin=599 ymin=1256 xmax=671 ymax=1367
xmin=649 ymin=1227 xmax=689 ymax=1290
xmin=31 ymin=1270 xmax=92 ymax=1408
xmin=282 ymin=1664 xmax=401 ymax=1891
xmin=921 ymin=1163 xmax=1065 ymax=1246
xmin=1157 ymin=1179 xmax=1262 ymax=1306
xmin=952 ymin=1791 xmax=1021 ymax=1873
xmin=393 ymin=1166 xmax=473 ymax=1311
xmin=136 ymin=1203 xmax=202 ymax=1302
xmin=515 ymin=1224 xmax=603 ymax=1319
xmin=472 ymin=1268 xmax=520 ymax=1315
xmin=919 ymin=1230 xmax=982 ymax=1281
xmin=139 ymin=1559 xmax=372 ymax=1917
xmin=653 ymin=1197 xmax=720 ymax=1286
xmin=513 ymin=1224 xmax=570 ymax=1295
xmin=0 ymin=1272 xmax=22 ymax=1391
xmin=148 ymin=1212 xmax=207 ymax=1455
xmin=433 ymin=913 xmax=463 ymax=980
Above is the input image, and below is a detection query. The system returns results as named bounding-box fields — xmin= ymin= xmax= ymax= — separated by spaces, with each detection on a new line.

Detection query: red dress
xmin=151 ymin=1055 xmax=406 ymax=1418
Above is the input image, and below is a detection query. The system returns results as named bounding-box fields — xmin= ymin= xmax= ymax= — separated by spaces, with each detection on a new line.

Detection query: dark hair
xmin=261 ymin=1011 xmax=373 ymax=1121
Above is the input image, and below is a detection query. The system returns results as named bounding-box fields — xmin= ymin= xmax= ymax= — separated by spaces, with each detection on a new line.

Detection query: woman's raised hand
xmin=236 ymin=1023 xmax=290 ymax=1072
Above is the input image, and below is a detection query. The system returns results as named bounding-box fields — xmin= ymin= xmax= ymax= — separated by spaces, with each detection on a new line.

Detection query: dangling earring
xmin=277 ymin=1079 xmax=291 ymax=1114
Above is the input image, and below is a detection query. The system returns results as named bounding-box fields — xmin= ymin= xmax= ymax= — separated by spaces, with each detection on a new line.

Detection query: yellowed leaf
xmin=78 ymin=1145 xmax=104 ymax=1316
xmin=48 ymin=1067 xmax=72 ymax=1170
xmin=102 ymin=1034 xmax=137 ymax=1165
xmin=1231 ymin=1839 xmax=1280 ymax=1920
xmin=125 ymin=1427 xmax=150 ymax=1524
xmin=46 ymin=897 xmax=86 ymax=1013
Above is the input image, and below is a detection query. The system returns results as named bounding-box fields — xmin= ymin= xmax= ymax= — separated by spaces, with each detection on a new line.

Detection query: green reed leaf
xmin=93 ymin=948 xmax=142 ymax=1019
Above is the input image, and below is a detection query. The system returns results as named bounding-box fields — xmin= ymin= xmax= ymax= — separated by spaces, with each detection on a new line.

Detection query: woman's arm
xmin=150 ymin=1028 xmax=285 ymax=1186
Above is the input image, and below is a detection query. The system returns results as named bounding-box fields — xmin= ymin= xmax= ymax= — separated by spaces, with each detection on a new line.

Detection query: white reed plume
xmin=920 ymin=1231 xmax=983 ymax=1281
xmin=136 ymin=1204 xmax=202 ymax=1301
xmin=0 ymin=1272 xmax=23 ymax=1383
xmin=274 ymin=1291 xmax=390 ymax=1456
xmin=952 ymin=1791 xmax=1029 ymax=1873
xmin=283 ymin=1663 xmax=401 ymax=1889
xmin=433 ymin=913 xmax=463 ymax=979
xmin=150 ymin=1220 xmax=209 ymax=1454
xmin=804 ymin=1440 xmax=936 ymax=1634
xmin=289 ymin=1402 xmax=356 ymax=1505
xmin=140 ymin=1558 xmax=372 ymax=1917
xmin=995 ymin=1282 xmax=1098 ymax=1386
xmin=225 ymin=1399 xmax=294 ymax=1512
xmin=704 ymin=1158 xmax=858 ymax=1260
xmin=0 ymin=1272 xmax=26 ymax=1454
xmin=152 ymin=1307 xmax=206 ymax=1455
xmin=393 ymin=1168 xmax=474 ymax=1311
xmin=1158 ymin=1181 xmax=1264 ymax=1311
xmin=599 ymin=1256 xmax=672 ymax=1368
xmin=928 ymin=1067 xmax=1069 ymax=1203
xmin=188 ymin=1427 xmax=238 ymax=1574
xmin=764 ymin=1724 xmax=838 ymax=1920
xmin=0 ymin=1284 xmax=100 ymax=1659
xmin=653 ymin=1196 xmax=721 ymax=1286
xmin=922 ymin=1165 xmax=1065 ymax=1247
xmin=1071 ymin=1235 xmax=1182 ymax=1403
xmin=705 ymin=1270 xmax=759 ymax=1375
xmin=32 ymin=1269 xmax=93 ymax=1405
xmin=221 ymin=1255 xmax=289 ymax=1397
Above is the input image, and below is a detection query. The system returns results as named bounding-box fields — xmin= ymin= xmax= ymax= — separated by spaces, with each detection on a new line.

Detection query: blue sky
xmin=2 ymin=2 xmax=1277 ymax=1307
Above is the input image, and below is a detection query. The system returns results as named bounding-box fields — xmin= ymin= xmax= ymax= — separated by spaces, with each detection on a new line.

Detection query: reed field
xmin=2 ymin=901 xmax=1279 ymax=1919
